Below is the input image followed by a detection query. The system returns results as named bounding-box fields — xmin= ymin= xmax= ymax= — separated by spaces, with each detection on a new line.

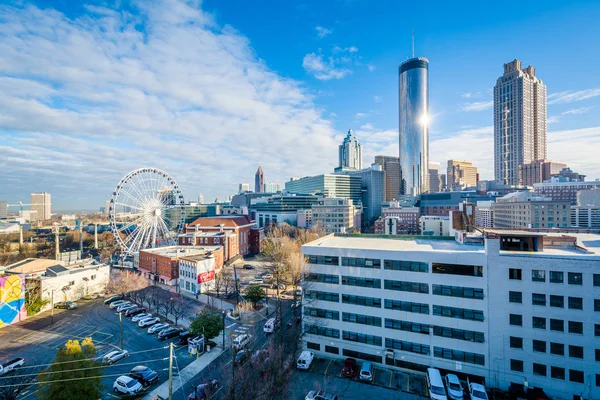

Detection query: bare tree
xmin=169 ymin=295 xmax=191 ymax=325
xmin=0 ymin=368 xmax=40 ymax=400
xmin=107 ymin=270 xmax=148 ymax=296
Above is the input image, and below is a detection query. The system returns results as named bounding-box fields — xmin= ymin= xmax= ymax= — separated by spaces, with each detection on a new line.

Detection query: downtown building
xmin=518 ymin=159 xmax=566 ymax=186
xmin=533 ymin=180 xmax=600 ymax=205
xmin=570 ymin=189 xmax=600 ymax=229
xmin=255 ymin=166 xmax=265 ymax=193
xmin=373 ymin=201 xmax=419 ymax=235
xmin=311 ymin=198 xmax=360 ymax=234
xmin=494 ymin=60 xmax=547 ymax=186
xmin=31 ymin=192 xmax=51 ymax=221
xmin=374 ymin=155 xmax=401 ymax=202
xmin=447 ymin=160 xmax=478 ymax=191
xmin=492 ymin=192 xmax=570 ymax=229
xmin=338 ymin=129 xmax=363 ymax=171
xmin=285 ymin=174 xmax=362 ymax=204
xmin=300 ymin=231 xmax=600 ymax=400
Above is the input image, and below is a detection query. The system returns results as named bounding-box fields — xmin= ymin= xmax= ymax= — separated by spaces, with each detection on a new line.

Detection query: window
xmin=595 ymin=299 xmax=600 ymax=312
xmin=386 ymin=338 xmax=430 ymax=355
xmin=342 ymin=349 xmax=382 ymax=363
xmin=325 ymin=345 xmax=338 ymax=355
xmin=306 ymin=342 xmax=320 ymax=351
xmin=510 ymin=314 xmax=523 ymax=326
xmin=384 ymin=299 xmax=429 ymax=314
xmin=569 ymin=369 xmax=584 ymax=384
xmin=510 ymin=336 xmax=523 ymax=349
xmin=433 ymin=305 xmax=484 ymax=322
xmin=305 ymin=307 xmax=339 ymax=320
xmin=342 ymin=294 xmax=381 ymax=308
xmin=568 ymin=297 xmax=583 ymax=310
xmin=597 ymin=374 xmax=600 ymax=387
xmin=550 ymin=271 xmax=563 ymax=283
xmin=532 ymin=270 xmax=545 ymax=282
xmin=569 ymin=345 xmax=584 ymax=359
xmin=432 ymin=284 xmax=484 ymax=299
xmin=551 ymin=366 xmax=565 ymax=380
xmin=90 ymin=275 xmax=96 ymax=280
xmin=341 ymin=257 xmax=381 ymax=269
xmin=509 ymin=268 xmax=522 ymax=280
xmin=568 ymin=272 xmax=582 ymax=285
xmin=305 ymin=324 xmax=339 ymax=338
xmin=386 ymin=319 xmax=429 ymax=335
xmin=305 ymin=255 xmax=339 ymax=265
xmin=550 ymin=295 xmax=564 ymax=308
xmin=384 ymin=260 xmax=428 ymax=273
xmin=532 ymin=293 xmax=546 ymax=306
xmin=304 ymin=273 xmax=339 ymax=284
xmin=305 ymin=290 xmax=339 ymax=303
xmin=532 ymin=340 xmax=546 ymax=353
xmin=550 ymin=342 xmax=564 ymax=356
xmin=533 ymin=363 xmax=547 ymax=376
xmin=569 ymin=321 xmax=583 ymax=334
xmin=432 ymin=263 xmax=483 ymax=277
xmin=510 ymin=359 xmax=523 ymax=372
xmin=550 ymin=319 xmax=564 ymax=332
xmin=509 ymin=291 xmax=522 ymax=303
xmin=596 ymin=324 xmax=600 ymax=336
xmin=596 ymin=349 xmax=600 ymax=361
xmin=433 ymin=347 xmax=485 ymax=366
xmin=342 ymin=331 xmax=382 ymax=346
xmin=532 ymin=317 xmax=546 ymax=330
xmin=385 ymin=280 xmax=428 ymax=294
xmin=343 ymin=312 xmax=382 ymax=327
xmin=594 ymin=274 xmax=600 ymax=286
xmin=68 ymin=280 xmax=75 ymax=286
xmin=342 ymin=276 xmax=381 ymax=289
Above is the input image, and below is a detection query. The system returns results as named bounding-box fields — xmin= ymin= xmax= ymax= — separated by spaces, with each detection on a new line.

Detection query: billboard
xmin=0 ymin=274 xmax=27 ymax=328
xmin=197 ymin=270 xmax=215 ymax=284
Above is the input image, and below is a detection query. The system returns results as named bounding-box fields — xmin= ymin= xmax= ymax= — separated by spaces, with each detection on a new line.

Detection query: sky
xmin=1 ymin=0 xmax=600 ymax=210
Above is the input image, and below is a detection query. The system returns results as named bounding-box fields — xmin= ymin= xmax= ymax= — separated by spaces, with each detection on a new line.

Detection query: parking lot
xmin=230 ymin=256 xmax=299 ymax=298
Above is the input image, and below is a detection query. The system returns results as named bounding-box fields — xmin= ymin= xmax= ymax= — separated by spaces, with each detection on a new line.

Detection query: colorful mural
xmin=0 ymin=274 xmax=27 ymax=328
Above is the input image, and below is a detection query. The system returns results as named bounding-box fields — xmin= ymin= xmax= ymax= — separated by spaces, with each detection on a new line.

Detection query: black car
xmin=104 ymin=295 xmax=124 ymax=305
xmin=129 ymin=365 xmax=159 ymax=387
xmin=242 ymin=264 xmax=254 ymax=270
xmin=188 ymin=378 xmax=219 ymax=400
xmin=224 ymin=291 xmax=239 ymax=299
xmin=179 ymin=330 xmax=192 ymax=345
xmin=158 ymin=327 xmax=181 ymax=341
xmin=126 ymin=307 xmax=147 ymax=317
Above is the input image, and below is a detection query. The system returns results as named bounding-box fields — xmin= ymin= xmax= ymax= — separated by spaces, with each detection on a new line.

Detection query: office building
xmin=252 ymin=194 xmax=320 ymax=228
xmin=338 ymin=129 xmax=363 ymax=170
xmin=374 ymin=155 xmax=401 ymax=202
xmin=494 ymin=59 xmax=547 ymax=185
xmin=255 ymin=166 xmax=265 ymax=193
xmin=420 ymin=192 xmax=499 ymax=217
xmin=570 ymin=189 xmax=600 ymax=229
xmin=335 ymin=165 xmax=385 ymax=229
xmin=263 ymin=181 xmax=281 ymax=193
xmin=0 ymin=201 xmax=7 ymax=219
xmin=534 ymin=180 xmax=600 ymax=205
xmin=181 ymin=216 xmax=255 ymax=260
xmin=420 ymin=215 xmax=450 ymax=236
xmin=439 ymin=174 xmax=446 ymax=191
xmin=239 ymin=183 xmax=250 ymax=193
xmin=447 ymin=160 xmax=478 ymax=191
xmin=178 ymin=249 xmax=224 ymax=295
xmin=198 ymin=194 xmax=204 ymax=204
xmin=428 ymin=162 xmax=442 ymax=193
xmin=30 ymin=192 xmax=51 ymax=221
xmin=373 ymin=201 xmax=419 ymax=235
xmin=301 ymin=231 xmax=600 ymax=400
xmin=493 ymin=192 xmax=570 ymax=229
xmin=518 ymin=159 xmax=566 ymax=186
xmin=311 ymin=198 xmax=359 ymax=234
xmin=285 ymin=174 xmax=362 ymax=204
xmin=164 ymin=203 xmax=221 ymax=230
xmin=297 ymin=209 xmax=313 ymax=229
xmin=475 ymin=201 xmax=494 ymax=228
xmin=399 ymin=57 xmax=429 ymax=203
xmin=550 ymin=167 xmax=586 ymax=182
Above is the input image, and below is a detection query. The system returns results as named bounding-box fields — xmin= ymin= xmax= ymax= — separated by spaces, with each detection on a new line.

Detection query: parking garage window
xmin=341 ymin=257 xmax=381 ymax=269
xmin=432 ymin=284 xmax=484 ymax=300
xmin=384 ymin=260 xmax=428 ymax=273
xmin=432 ymin=326 xmax=485 ymax=343
xmin=385 ymin=319 xmax=429 ymax=335
xmin=433 ymin=347 xmax=485 ymax=366
xmin=342 ymin=276 xmax=381 ymax=289
xmin=343 ymin=312 xmax=382 ymax=327
xmin=384 ymin=280 xmax=428 ymax=294
xmin=342 ymin=349 xmax=382 ymax=363
xmin=306 ymin=342 xmax=320 ymax=351
xmin=433 ymin=305 xmax=484 ymax=322
xmin=385 ymin=338 xmax=430 ymax=355
xmin=305 ymin=255 xmax=339 ymax=266
xmin=325 ymin=346 xmax=339 ymax=355
xmin=384 ymin=299 xmax=429 ymax=314
xmin=305 ymin=307 xmax=339 ymax=321
xmin=342 ymin=294 xmax=381 ymax=308
xmin=342 ymin=331 xmax=382 ymax=346
xmin=305 ymin=324 xmax=339 ymax=338
xmin=432 ymin=263 xmax=483 ymax=277
xmin=304 ymin=273 xmax=339 ymax=284
xmin=305 ymin=290 xmax=339 ymax=303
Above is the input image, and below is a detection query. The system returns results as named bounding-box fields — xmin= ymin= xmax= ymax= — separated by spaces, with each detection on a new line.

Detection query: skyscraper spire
xmin=255 ymin=165 xmax=265 ymax=193
xmin=338 ymin=129 xmax=363 ymax=170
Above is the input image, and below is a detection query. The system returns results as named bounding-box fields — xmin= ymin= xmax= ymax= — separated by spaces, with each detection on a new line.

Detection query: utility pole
xmin=51 ymin=289 xmax=54 ymax=325
xmin=168 ymin=342 xmax=174 ymax=400
xmin=221 ymin=310 xmax=226 ymax=349
xmin=119 ymin=312 xmax=123 ymax=350
xmin=233 ymin=264 xmax=240 ymax=312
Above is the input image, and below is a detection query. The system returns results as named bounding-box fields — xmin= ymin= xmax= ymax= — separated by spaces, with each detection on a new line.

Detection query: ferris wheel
xmin=109 ymin=168 xmax=186 ymax=256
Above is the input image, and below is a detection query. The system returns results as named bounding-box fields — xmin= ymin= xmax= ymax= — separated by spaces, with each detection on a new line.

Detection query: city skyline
xmin=1 ymin=0 xmax=600 ymax=209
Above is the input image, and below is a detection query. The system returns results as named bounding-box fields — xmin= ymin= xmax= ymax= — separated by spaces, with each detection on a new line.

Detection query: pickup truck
xmin=467 ymin=378 xmax=489 ymax=400
xmin=0 ymin=358 xmax=25 ymax=375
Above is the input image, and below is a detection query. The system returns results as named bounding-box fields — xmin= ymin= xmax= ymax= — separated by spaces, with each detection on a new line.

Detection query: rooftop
xmin=188 ymin=215 xmax=253 ymax=228
xmin=140 ymin=245 xmax=221 ymax=258
xmin=6 ymin=258 xmax=66 ymax=274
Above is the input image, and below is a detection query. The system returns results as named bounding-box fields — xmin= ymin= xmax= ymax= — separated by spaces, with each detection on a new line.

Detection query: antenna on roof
xmin=412 ymin=28 xmax=415 ymax=58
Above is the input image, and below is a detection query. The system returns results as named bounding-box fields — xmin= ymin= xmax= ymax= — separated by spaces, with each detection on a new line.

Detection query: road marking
xmin=226 ymin=323 xmax=236 ymax=329
xmin=323 ymin=359 xmax=333 ymax=375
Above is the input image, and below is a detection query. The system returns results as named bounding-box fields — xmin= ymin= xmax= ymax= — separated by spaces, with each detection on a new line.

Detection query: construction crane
xmin=6 ymin=202 xmax=34 ymax=216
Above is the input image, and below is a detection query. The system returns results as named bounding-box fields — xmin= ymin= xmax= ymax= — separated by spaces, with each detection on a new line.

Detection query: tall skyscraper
xmin=238 ymin=183 xmax=250 ymax=193
xmin=198 ymin=194 xmax=204 ymax=204
xmin=31 ymin=192 xmax=51 ymax=221
xmin=494 ymin=59 xmax=547 ymax=185
xmin=264 ymin=182 xmax=281 ymax=193
xmin=447 ymin=160 xmax=479 ymax=191
xmin=338 ymin=129 xmax=363 ymax=170
xmin=399 ymin=57 xmax=429 ymax=204
xmin=374 ymin=155 xmax=401 ymax=202
xmin=428 ymin=162 xmax=441 ymax=193
xmin=255 ymin=166 xmax=265 ymax=193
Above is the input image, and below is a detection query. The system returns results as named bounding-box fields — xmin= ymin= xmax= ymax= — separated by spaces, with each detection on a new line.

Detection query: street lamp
xmin=119 ymin=311 xmax=123 ymax=350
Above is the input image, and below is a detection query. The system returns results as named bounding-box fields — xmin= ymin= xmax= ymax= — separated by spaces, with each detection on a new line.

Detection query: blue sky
xmin=1 ymin=0 xmax=599 ymax=210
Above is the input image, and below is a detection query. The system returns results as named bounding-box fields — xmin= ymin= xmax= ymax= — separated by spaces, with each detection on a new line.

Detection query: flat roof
xmin=140 ymin=246 xmax=221 ymax=258
xmin=7 ymin=258 xmax=65 ymax=274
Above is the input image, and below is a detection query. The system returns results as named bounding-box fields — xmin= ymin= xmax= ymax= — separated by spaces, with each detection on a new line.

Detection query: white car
xmin=109 ymin=300 xmax=129 ymax=309
xmin=262 ymin=273 xmax=273 ymax=280
xmin=113 ymin=375 xmax=143 ymax=395
xmin=444 ymin=374 xmax=464 ymax=400
xmin=117 ymin=303 xmax=136 ymax=312
xmin=468 ymin=380 xmax=489 ymax=400
xmin=249 ymin=279 xmax=264 ymax=285
xmin=305 ymin=390 xmax=338 ymax=400
xmin=102 ymin=350 xmax=129 ymax=365
xmin=139 ymin=317 xmax=160 ymax=327
xmin=132 ymin=313 xmax=152 ymax=322
xmin=148 ymin=323 xmax=169 ymax=334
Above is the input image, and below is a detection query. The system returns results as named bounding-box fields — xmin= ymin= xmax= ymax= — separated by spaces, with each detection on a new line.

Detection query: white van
xmin=232 ymin=334 xmax=252 ymax=351
xmin=263 ymin=318 xmax=280 ymax=333
xmin=296 ymin=350 xmax=314 ymax=370
xmin=426 ymin=368 xmax=448 ymax=400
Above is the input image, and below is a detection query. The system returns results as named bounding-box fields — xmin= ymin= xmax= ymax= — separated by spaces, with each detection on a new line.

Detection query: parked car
xmin=467 ymin=378 xmax=488 ymax=400
xmin=270 ymin=283 xmax=286 ymax=290
xmin=117 ymin=303 xmax=137 ymax=313
xmin=296 ymin=351 xmax=314 ymax=370
xmin=242 ymin=264 xmax=254 ymax=270
xmin=426 ymin=368 xmax=448 ymax=400
xmin=0 ymin=358 xmax=24 ymax=375
xmin=113 ymin=375 xmax=143 ymax=395
xmin=188 ymin=378 xmax=219 ymax=400
xmin=179 ymin=330 xmax=192 ymax=345
xmin=158 ymin=327 xmax=181 ymax=341
xmin=132 ymin=313 xmax=152 ymax=322
xmin=359 ymin=362 xmax=374 ymax=382
xmin=232 ymin=334 xmax=252 ymax=351
xmin=235 ymin=349 xmax=250 ymax=364
xmin=444 ymin=374 xmax=464 ymax=400
xmin=263 ymin=317 xmax=280 ymax=333
xmin=224 ymin=290 xmax=239 ymax=299
xmin=148 ymin=323 xmax=169 ymax=334
xmin=127 ymin=307 xmax=147 ymax=317
xmin=305 ymin=390 xmax=338 ymax=400
xmin=129 ymin=365 xmax=159 ymax=386
xmin=102 ymin=350 xmax=129 ymax=365
xmin=109 ymin=300 xmax=129 ymax=309
xmin=261 ymin=273 xmax=273 ymax=280
xmin=341 ymin=358 xmax=357 ymax=378
xmin=55 ymin=301 xmax=78 ymax=309
xmin=104 ymin=295 xmax=124 ymax=305
xmin=291 ymin=301 xmax=302 ymax=309
xmin=249 ymin=278 xmax=264 ymax=285
xmin=82 ymin=294 xmax=94 ymax=300
xmin=139 ymin=316 xmax=160 ymax=327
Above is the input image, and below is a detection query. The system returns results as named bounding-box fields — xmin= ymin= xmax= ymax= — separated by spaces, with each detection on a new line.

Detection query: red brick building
xmin=373 ymin=202 xmax=420 ymax=235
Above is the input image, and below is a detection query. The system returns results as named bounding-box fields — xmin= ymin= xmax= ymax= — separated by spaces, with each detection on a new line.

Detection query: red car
xmin=341 ymin=358 xmax=357 ymax=378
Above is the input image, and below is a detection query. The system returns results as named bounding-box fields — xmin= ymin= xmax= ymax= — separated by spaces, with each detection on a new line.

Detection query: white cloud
xmin=548 ymin=89 xmax=600 ymax=104
xmin=547 ymin=116 xmax=561 ymax=124
xmin=373 ymin=95 xmax=382 ymax=103
xmin=367 ymin=64 xmax=375 ymax=72
xmin=561 ymin=106 xmax=594 ymax=115
xmin=360 ymin=123 xmax=374 ymax=130
xmin=355 ymin=112 xmax=368 ymax=118
xmin=315 ymin=26 xmax=332 ymax=38
xmin=549 ymin=127 xmax=600 ymax=179
xmin=460 ymin=91 xmax=481 ymax=99
xmin=302 ymin=53 xmax=352 ymax=80
xmin=461 ymin=101 xmax=494 ymax=112
xmin=332 ymin=45 xmax=358 ymax=53
xmin=0 ymin=1 xmax=342 ymax=208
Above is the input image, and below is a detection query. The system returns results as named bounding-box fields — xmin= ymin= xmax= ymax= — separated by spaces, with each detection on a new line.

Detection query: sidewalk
xmin=143 ymin=347 xmax=223 ymax=400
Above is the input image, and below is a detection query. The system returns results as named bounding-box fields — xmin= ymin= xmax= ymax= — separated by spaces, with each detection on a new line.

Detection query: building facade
xmin=550 ymin=167 xmax=586 ymax=182
xmin=475 ymin=201 xmax=494 ymax=228
xmin=570 ymin=189 xmax=600 ymax=229
xmin=301 ymin=231 xmax=600 ymax=400
xmin=339 ymin=129 xmax=363 ymax=170
xmin=182 ymin=216 xmax=254 ymax=260
xmin=419 ymin=216 xmax=450 ymax=236
xmin=447 ymin=160 xmax=478 ymax=191
xmin=373 ymin=202 xmax=419 ymax=235
xmin=0 ymin=201 xmax=7 ymax=219
xmin=178 ymin=251 xmax=222 ymax=295
xmin=374 ymin=155 xmax=401 ymax=202
xmin=311 ymin=198 xmax=358 ymax=234
xmin=239 ymin=183 xmax=250 ymax=193
xmin=31 ymin=192 xmax=51 ymax=221
xmin=263 ymin=182 xmax=281 ymax=193
xmin=255 ymin=166 xmax=265 ymax=193
xmin=335 ymin=165 xmax=385 ymax=229
xmin=533 ymin=180 xmax=600 ymax=206
xmin=518 ymin=159 xmax=566 ymax=186
xmin=494 ymin=59 xmax=547 ymax=185
xmin=285 ymin=174 xmax=362 ymax=204
xmin=492 ymin=192 xmax=570 ymax=229
xmin=399 ymin=57 xmax=429 ymax=204
xmin=420 ymin=192 xmax=499 ymax=217
xmin=428 ymin=162 xmax=442 ymax=193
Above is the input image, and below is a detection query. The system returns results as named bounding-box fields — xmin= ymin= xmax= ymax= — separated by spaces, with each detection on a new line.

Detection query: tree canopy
xmin=189 ymin=308 xmax=223 ymax=340
xmin=244 ymin=285 xmax=265 ymax=306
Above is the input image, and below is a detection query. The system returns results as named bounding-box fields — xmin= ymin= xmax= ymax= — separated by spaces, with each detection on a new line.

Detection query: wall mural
xmin=0 ymin=274 xmax=27 ymax=328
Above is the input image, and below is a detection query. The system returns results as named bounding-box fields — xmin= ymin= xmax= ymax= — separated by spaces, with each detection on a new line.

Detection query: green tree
xmin=244 ymin=285 xmax=265 ymax=307
xmin=189 ymin=309 xmax=223 ymax=341
xmin=38 ymin=337 xmax=103 ymax=400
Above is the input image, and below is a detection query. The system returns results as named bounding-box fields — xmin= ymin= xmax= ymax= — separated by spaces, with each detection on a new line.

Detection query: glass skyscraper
xmin=398 ymin=57 xmax=429 ymax=205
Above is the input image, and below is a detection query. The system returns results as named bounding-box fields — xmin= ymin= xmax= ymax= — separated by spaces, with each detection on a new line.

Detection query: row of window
xmin=510 ymin=268 xmax=594 ymax=286
xmin=385 ymin=318 xmax=429 ymax=335
xmin=385 ymin=299 xmax=429 ymax=314
xmin=305 ymin=273 xmax=339 ymax=284
xmin=342 ymin=276 xmax=381 ymax=288
xmin=305 ymin=324 xmax=339 ymax=338
xmin=304 ymin=307 xmax=339 ymax=321
xmin=509 ymin=314 xmax=594 ymax=335
xmin=510 ymin=361 xmax=585 ymax=384
xmin=343 ymin=312 xmax=382 ymax=327
xmin=305 ymin=255 xmax=339 ymax=265
xmin=342 ymin=330 xmax=382 ymax=346
xmin=384 ymin=279 xmax=428 ymax=294
xmin=431 ymin=263 xmax=483 ymax=277
xmin=384 ymin=260 xmax=428 ymax=273
xmin=432 ymin=284 xmax=484 ymax=300
xmin=342 ymin=294 xmax=381 ymax=308
xmin=433 ymin=346 xmax=485 ymax=366
xmin=305 ymin=290 xmax=339 ymax=302
xmin=509 ymin=292 xmax=584 ymax=309
xmin=433 ymin=305 xmax=485 ymax=322
xmin=341 ymin=257 xmax=380 ymax=268
xmin=385 ymin=338 xmax=430 ymax=355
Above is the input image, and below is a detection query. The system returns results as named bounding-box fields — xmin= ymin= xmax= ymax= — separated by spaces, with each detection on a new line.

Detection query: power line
xmin=0 ymin=372 xmax=140 ymax=388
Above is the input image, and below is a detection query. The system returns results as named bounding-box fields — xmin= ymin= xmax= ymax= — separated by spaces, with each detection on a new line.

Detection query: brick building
xmin=373 ymin=201 xmax=419 ymax=235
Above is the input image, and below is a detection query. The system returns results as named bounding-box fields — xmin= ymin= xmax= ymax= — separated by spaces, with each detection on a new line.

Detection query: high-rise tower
xmin=494 ymin=59 xmax=547 ymax=185
xmin=255 ymin=166 xmax=265 ymax=193
xmin=338 ymin=129 xmax=363 ymax=170
xmin=399 ymin=57 xmax=429 ymax=204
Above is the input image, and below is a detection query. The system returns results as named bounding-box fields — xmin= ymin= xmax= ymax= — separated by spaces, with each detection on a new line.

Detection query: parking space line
xmin=323 ymin=359 xmax=333 ymax=375
xmin=389 ymin=371 xmax=393 ymax=388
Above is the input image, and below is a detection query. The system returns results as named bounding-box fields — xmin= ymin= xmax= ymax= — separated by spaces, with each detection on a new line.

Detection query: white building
xmin=419 ymin=215 xmax=450 ymax=236
xmin=238 ymin=183 xmax=250 ymax=193
xmin=312 ymin=198 xmax=358 ymax=234
xmin=301 ymin=231 xmax=600 ymax=400
xmin=254 ymin=210 xmax=298 ymax=228
xmin=179 ymin=252 xmax=220 ymax=295
xmin=338 ymin=129 xmax=363 ymax=170
xmin=570 ymin=189 xmax=600 ymax=229
xmin=263 ymin=181 xmax=281 ymax=193
xmin=297 ymin=209 xmax=313 ymax=229
xmin=476 ymin=201 xmax=494 ymax=228
xmin=31 ymin=192 xmax=52 ymax=221
xmin=0 ymin=222 xmax=20 ymax=235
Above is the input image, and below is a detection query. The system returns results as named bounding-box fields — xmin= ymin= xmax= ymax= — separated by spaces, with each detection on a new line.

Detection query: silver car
xmin=147 ymin=323 xmax=169 ymax=334
xmin=132 ymin=313 xmax=152 ymax=322
xmin=102 ymin=350 xmax=129 ymax=365
xmin=139 ymin=317 xmax=160 ymax=327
